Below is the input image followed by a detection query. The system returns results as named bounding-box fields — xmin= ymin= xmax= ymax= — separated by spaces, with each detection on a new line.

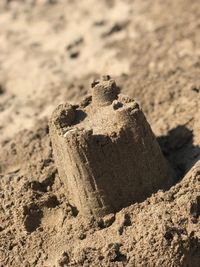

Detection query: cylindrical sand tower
xmin=49 ymin=76 xmax=173 ymax=217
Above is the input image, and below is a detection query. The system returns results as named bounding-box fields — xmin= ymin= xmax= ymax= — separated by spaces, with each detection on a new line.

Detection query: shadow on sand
xmin=157 ymin=125 xmax=200 ymax=182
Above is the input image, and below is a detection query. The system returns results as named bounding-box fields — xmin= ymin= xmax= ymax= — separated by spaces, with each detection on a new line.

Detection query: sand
xmin=0 ymin=0 xmax=200 ymax=266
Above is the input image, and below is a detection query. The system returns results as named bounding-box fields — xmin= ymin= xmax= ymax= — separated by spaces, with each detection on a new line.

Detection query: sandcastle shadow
xmin=157 ymin=125 xmax=200 ymax=182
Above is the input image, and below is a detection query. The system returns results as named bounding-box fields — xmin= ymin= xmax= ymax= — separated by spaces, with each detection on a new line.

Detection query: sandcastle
xmin=49 ymin=76 xmax=173 ymax=217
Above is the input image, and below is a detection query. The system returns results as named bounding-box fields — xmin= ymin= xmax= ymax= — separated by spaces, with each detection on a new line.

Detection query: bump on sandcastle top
xmin=91 ymin=75 xmax=119 ymax=106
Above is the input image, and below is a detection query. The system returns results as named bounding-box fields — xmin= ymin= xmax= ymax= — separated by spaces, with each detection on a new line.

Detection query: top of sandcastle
xmin=52 ymin=75 xmax=140 ymax=136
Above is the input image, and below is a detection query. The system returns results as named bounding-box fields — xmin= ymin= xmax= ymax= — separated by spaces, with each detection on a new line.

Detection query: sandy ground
xmin=0 ymin=0 xmax=200 ymax=266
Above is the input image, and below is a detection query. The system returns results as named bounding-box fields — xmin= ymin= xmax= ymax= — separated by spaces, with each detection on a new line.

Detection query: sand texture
xmin=0 ymin=0 xmax=200 ymax=266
